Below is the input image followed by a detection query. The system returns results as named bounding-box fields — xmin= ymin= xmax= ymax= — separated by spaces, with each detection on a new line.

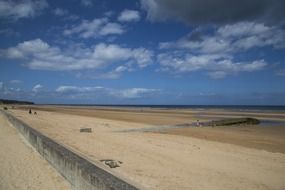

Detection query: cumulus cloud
xmin=0 ymin=0 xmax=48 ymax=20
xmin=156 ymin=21 xmax=285 ymax=78
xmin=63 ymin=18 xmax=124 ymax=38
xmin=158 ymin=53 xmax=267 ymax=79
xmin=160 ymin=22 xmax=285 ymax=53
xmin=139 ymin=1 xmax=285 ymax=79
xmin=99 ymin=23 xmax=125 ymax=36
xmin=0 ymin=39 xmax=153 ymax=73
xmin=118 ymin=10 xmax=140 ymax=22
xmin=140 ymin=0 xmax=285 ymax=25
xmin=32 ymin=84 xmax=43 ymax=92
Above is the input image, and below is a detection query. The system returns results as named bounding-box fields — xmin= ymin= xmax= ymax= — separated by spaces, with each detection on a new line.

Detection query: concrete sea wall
xmin=1 ymin=111 xmax=138 ymax=190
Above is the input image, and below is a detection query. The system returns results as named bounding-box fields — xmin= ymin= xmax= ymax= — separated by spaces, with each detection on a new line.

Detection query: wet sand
xmin=0 ymin=113 xmax=71 ymax=190
xmin=163 ymin=126 xmax=285 ymax=154
xmin=5 ymin=106 xmax=285 ymax=190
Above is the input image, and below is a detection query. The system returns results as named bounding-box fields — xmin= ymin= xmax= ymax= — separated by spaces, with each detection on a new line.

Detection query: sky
xmin=0 ymin=0 xmax=285 ymax=105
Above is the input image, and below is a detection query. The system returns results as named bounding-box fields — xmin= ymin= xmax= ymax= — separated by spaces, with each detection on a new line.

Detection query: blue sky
xmin=0 ymin=0 xmax=285 ymax=105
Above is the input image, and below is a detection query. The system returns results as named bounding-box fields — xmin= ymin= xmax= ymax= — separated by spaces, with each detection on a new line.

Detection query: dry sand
xmin=6 ymin=106 xmax=285 ymax=190
xmin=0 ymin=113 xmax=71 ymax=190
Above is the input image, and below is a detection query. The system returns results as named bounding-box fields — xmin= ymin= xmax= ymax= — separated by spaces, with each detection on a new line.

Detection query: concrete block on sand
xmin=80 ymin=128 xmax=92 ymax=132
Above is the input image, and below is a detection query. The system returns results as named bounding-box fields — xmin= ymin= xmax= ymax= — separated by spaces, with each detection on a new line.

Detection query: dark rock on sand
xmin=208 ymin=117 xmax=260 ymax=126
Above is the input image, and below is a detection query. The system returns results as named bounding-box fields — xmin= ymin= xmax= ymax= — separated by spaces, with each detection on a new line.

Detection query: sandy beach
xmin=0 ymin=112 xmax=71 ymax=190
xmin=2 ymin=105 xmax=284 ymax=190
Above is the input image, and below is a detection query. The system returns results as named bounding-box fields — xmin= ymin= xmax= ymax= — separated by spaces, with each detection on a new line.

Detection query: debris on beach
xmin=100 ymin=159 xmax=123 ymax=168
xmin=80 ymin=128 xmax=92 ymax=133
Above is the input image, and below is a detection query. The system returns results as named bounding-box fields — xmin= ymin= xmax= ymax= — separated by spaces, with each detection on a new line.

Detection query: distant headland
xmin=0 ymin=99 xmax=34 ymax=105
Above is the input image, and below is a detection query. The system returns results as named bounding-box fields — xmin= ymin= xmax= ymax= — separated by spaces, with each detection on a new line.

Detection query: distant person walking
xmin=29 ymin=109 xmax=32 ymax=114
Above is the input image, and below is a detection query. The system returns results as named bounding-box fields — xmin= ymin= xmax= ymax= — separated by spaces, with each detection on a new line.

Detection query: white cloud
xmin=157 ymin=21 xmax=284 ymax=78
xmin=99 ymin=23 xmax=124 ymax=36
xmin=217 ymin=22 xmax=270 ymax=38
xmin=64 ymin=18 xmax=106 ymax=38
xmin=3 ymin=38 xmax=55 ymax=59
xmin=158 ymin=53 xmax=267 ymax=78
xmin=116 ymin=88 xmax=160 ymax=98
xmin=56 ymin=85 xmax=160 ymax=99
xmin=0 ymin=0 xmax=48 ymax=20
xmin=56 ymin=86 xmax=103 ymax=93
xmin=32 ymin=84 xmax=43 ymax=92
xmin=160 ymin=22 xmax=285 ymax=53
xmin=1 ymin=39 xmax=153 ymax=74
xmin=239 ymin=60 xmax=267 ymax=72
xmin=132 ymin=48 xmax=154 ymax=68
xmin=118 ymin=10 xmax=140 ymax=22
xmin=64 ymin=18 xmax=124 ymax=38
